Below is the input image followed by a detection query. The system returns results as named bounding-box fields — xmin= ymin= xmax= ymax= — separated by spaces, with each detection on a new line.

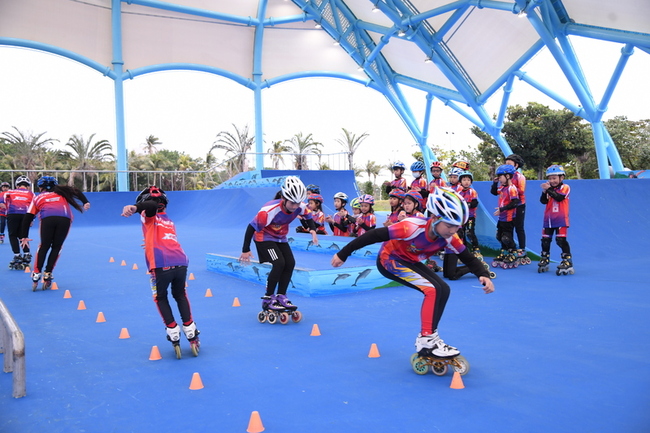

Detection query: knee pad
xmin=541 ymin=237 xmax=552 ymax=251
xmin=556 ymin=236 xmax=569 ymax=251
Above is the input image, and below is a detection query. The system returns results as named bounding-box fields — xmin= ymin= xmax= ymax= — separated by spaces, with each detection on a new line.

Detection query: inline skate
xmin=257 ymin=294 xmax=302 ymax=325
xmin=9 ymin=253 xmax=24 ymax=270
xmin=492 ymin=250 xmax=518 ymax=269
xmin=515 ymin=249 xmax=532 ymax=265
xmin=538 ymin=252 xmax=550 ymax=273
xmin=42 ymin=272 xmax=53 ymax=290
xmin=425 ymin=258 xmax=443 ymax=272
xmin=410 ymin=331 xmax=470 ymax=377
xmin=31 ymin=272 xmax=41 ymax=292
xmin=556 ymin=253 xmax=574 ymax=276
xmin=182 ymin=322 xmax=201 ymax=357
xmin=166 ymin=324 xmax=182 ymax=359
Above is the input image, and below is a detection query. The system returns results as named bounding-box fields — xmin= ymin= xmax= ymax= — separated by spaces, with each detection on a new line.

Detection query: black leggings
xmin=34 ymin=216 xmax=71 ymax=273
xmin=7 ymin=214 xmax=30 ymax=255
xmin=513 ymin=204 xmax=526 ymax=249
xmin=255 ymin=241 xmax=295 ymax=296
xmin=0 ymin=215 xmax=6 ymax=235
xmin=151 ymin=266 xmax=192 ymax=327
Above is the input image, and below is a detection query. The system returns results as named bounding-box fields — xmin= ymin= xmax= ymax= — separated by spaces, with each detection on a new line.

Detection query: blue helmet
xmin=410 ymin=161 xmax=425 ymax=172
xmin=37 ymin=176 xmax=58 ymax=190
xmin=448 ymin=167 xmax=464 ymax=177
xmin=546 ymin=164 xmax=565 ymax=176
xmin=392 ymin=161 xmax=405 ymax=170
xmin=496 ymin=164 xmax=516 ymax=176
xmin=458 ymin=170 xmax=473 ymax=182
xmin=306 ymin=184 xmax=321 ymax=194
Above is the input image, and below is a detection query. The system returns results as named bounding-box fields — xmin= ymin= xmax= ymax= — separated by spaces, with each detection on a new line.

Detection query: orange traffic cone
xmin=232 ymin=297 xmax=241 ymax=307
xmin=63 ymin=290 xmax=72 ymax=299
xmin=189 ymin=372 xmax=204 ymax=390
xmin=368 ymin=343 xmax=381 ymax=358
xmin=205 ymin=288 xmax=213 ymax=297
xmin=310 ymin=324 xmax=321 ymax=336
xmin=24 ymin=266 xmax=31 ymax=273
xmin=77 ymin=300 xmax=86 ymax=310
xmin=109 ymin=257 xmax=115 ymax=263
xmin=96 ymin=312 xmax=106 ymax=323
xmin=450 ymin=371 xmax=465 ymax=389
xmin=120 ymin=260 xmax=126 ymax=266
xmin=132 ymin=263 xmax=139 ymax=270
xmin=149 ymin=345 xmax=162 ymax=361
xmin=51 ymin=282 xmax=59 ymax=291
xmin=246 ymin=411 xmax=265 ymax=433
xmin=119 ymin=328 xmax=130 ymax=339
xmin=189 ymin=273 xmax=195 ymax=280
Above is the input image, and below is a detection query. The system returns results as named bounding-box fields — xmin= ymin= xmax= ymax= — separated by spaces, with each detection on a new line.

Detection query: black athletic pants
xmin=513 ymin=204 xmax=526 ymax=249
xmin=151 ymin=265 xmax=192 ymax=327
xmin=7 ymin=214 xmax=30 ymax=255
xmin=34 ymin=216 xmax=71 ymax=273
xmin=255 ymin=241 xmax=295 ymax=296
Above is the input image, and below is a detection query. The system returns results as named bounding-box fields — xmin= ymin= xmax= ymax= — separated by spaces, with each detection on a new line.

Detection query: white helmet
xmin=426 ymin=187 xmax=469 ymax=226
xmin=280 ymin=176 xmax=307 ymax=203
xmin=15 ymin=175 xmax=31 ymax=187
xmin=333 ymin=192 xmax=348 ymax=202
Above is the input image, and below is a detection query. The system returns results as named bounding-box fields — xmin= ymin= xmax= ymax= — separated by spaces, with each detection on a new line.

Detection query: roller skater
xmin=332 ymin=188 xmax=494 ymax=377
xmin=2 ymin=176 xmax=34 ymax=265
xmin=505 ymin=154 xmax=528 ymax=257
xmin=240 ymin=176 xmax=317 ymax=326
xmin=121 ymin=186 xmax=200 ymax=359
xmin=538 ymin=251 xmax=550 ymax=273
xmin=491 ymin=165 xmax=520 ymax=269
xmin=0 ymin=181 xmax=9 ymax=244
xmin=539 ymin=165 xmax=574 ymax=277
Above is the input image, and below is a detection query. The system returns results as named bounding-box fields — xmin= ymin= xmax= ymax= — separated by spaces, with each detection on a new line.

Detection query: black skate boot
xmin=9 ymin=254 xmax=24 ymax=270
xmin=556 ymin=253 xmax=574 ymax=276
xmin=42 ymin=272 xmax=54 ymax=290
xmin=538 ymin=251 xmax=550 ymax=273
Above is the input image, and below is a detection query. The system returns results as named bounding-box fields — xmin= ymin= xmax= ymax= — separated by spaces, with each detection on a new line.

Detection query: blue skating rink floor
xmin=1 ymin=174 xmax=650 ymax=433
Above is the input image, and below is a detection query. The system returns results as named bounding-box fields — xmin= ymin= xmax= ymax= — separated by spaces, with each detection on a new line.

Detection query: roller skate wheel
xmin=568 ymin=269 xmax=574 ymax=275
xmin=430 ymin=361 xmax=448 ymax=376
xmin=491 ymin=261 xmax=498 ymax=268
xmin=32 ymin=281 xmax=38 ymax=292
xmin=291 ymin=310 xmax=302 ymax=323
xmin=279 ymin=312 xmax=290 ymax=325
xmin=267 ymin=312 xmax=278 ymax=324
xmin=411 ymin=356 xmax=429 ymax=375
xmin=190 ymin=340 xmax=200 ymax=357
xmin=513 ymin=261 xmax=519 ymax=268
xmin=556 ymin=269 xmax=562 ymax=276
xmin=257 ymin=311 xmax=267 ymax=323
xmin=452 ymin=355 xmax=471 ymax=375
xmin=173 ymin=344 xmax=182 ymax=360
xmin=489 ymin=272 xmax=497 ymax=279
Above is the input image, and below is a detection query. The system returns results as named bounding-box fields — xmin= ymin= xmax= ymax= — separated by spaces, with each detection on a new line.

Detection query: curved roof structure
xmin=1 ymin=0 xmax=649 ymax=189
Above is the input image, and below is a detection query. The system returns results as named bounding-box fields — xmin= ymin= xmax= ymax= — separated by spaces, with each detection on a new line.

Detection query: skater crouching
xmin=121 ymin=186 xmax=200 ymax=358
xmin=331 ymin=187 xmax=494 ymax=358
xmin=239 ymin=176 xmax=318 ymax=313
xmin=19 ymin=176 xmax=90 ymax=290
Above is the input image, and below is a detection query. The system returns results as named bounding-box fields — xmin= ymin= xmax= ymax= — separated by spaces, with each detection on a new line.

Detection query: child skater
xmin=539 ymin=165 xmax=574 ymax=275
xmin=18 ymin=176 xmax=90 ymax=291
xmin=457 ymin=170 xmax=480 ymax=255
xmin=446 ymin=167 xmax=463 ymax=192
xmin=409 ymin=161 xmax=428 ymax=198
xmin=1 ymin=176 xmax=34 ymax=270
xmin=240 ymin=176 xmax=318 ymax=313
xmin=355 ymin=194 xmax=376 ymax=237
xmin=398 ymin=191 xmax=425 ymax=220
xmin=297 ymin=193 xmax=327 ymax=235
xmin=121 ymin=186 xmax=200 ymax=358
xmin=347 ymin=197 xmax=362 ymax=237
xmin=427 ymin=161 xmax=447 ymax=194
xmin=332 ymin=187 xmax=494 ymax=358
xmin=383 ymin=189 xmax=405 ymax=227
xmin=490 ymin=165 xmax=520 ymax=268
xmin=505 ymin=154 xmax=528 ymax=263
xmin=0 ymin=181 xmax=10 ymax=244
xmin=325 ymin=192 xmax=351 ymax=236
xmin=385 ymin=161 xmax=407 ymax=195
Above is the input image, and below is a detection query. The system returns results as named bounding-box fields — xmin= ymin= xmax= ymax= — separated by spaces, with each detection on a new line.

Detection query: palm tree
xmin=267 ymin=140 xmax=292 ymax=170
xmin=364 ymin=160 xmax=382 ymax=185
xmin=143 ymin=135 xmax=161 ymax=155
xmin=210 ymin=124 xmax=254 ymax=177
xmin=286 ymin=132 xmax=322 ymax=170
xmin=335 ymin=128 xmax=369 ymax=171
xmin=64 ymin=134 xmax=113 ymax=191
xmin=0 ymin=127 xmax=56 ymax=180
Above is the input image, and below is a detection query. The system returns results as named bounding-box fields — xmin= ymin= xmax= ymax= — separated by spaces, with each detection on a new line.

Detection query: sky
xmin=0 ymin=36 xmax=649 ymax=184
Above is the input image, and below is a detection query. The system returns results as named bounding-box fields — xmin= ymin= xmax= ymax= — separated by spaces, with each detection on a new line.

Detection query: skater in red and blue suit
xmin=427 ymin=161 xmax=447 ymax=194
xmin=0 ymin=181 xmax=9 ymax=244
xmin=1 ymin=176 xmax=35 ymax=268
xmin=332 ymin=188 xmax=494 ymax=358
xmin=490 ymin=164 xmax=520 ymax=266
xmin=19 ymin=176 xmax=90 ymax=289
xmin=384 ymin=161 xmax=408 ymax=195
xmin=121 ymin=186 xmax=200 ymax=358
xmin=505 ymin=154 xmax=528 ymax=262
xmin=383 ymin=189 xmax=405 ymax=227
xmin=297 ymin=193 xmax=327 ymax=235
xmin=355 ymin=194 xmax=376 ymax=237
xmin=539 ymin=164 xmax=573 ymax=275
xmin=240 ymin=176 xmax=318 ymax=312
xmin=457 ymin=170 xmax=480 ymax=254
xmin=409 ymin=161 xmax=429 ymax=198
xmin=325 ymin=192 xmax=352 ymax=236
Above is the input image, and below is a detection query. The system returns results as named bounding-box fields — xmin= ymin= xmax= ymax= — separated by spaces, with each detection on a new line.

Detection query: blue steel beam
xmin=112 ymin=0 xmax=128 ymax=191
xmin=252 ymin=1 xmax=268 ymax=171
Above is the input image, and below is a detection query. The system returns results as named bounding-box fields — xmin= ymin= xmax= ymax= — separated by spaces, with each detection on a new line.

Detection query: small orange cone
xmin=310 ymin=324 xmax=321 ymax=336
xmin=120 ymin=260 xmax=126 ymax=266
xmin=149 ymin=345 xmax=162 ymax=361
xmin=24 ymin=266 xmax=31 ymax=273
xmin=189 ymin=273 xmax=195 ymax=280
xmin=232 ymin=297 xmax=241 ymax=307
xmin=51 ymin=282 xmax=59 ymax=290
xmin=96 ymin=312 xmax=106 ymax=323
xmin=109 ymin=257 xmax=115 ymax=263
xmin=132 ymin=263 xmax=138 ymax=270
xmin=205 ymin=288 xmax=213 ymax=297
xmin=368 ymin=343 xmax=380 ymax=358
xmin=77 ymin=300 xmax=86 ymax=310
xmin=189 ymin=372 xmax=204 ymax=390
xmin=119 ymin=328 xmax=130 ymax=339
xmin=63 ymin=290 xmax=72 ymax=299
xmin=450 ymin=371 xmax=465 ymax=389
xmin=246 ymin=411 xmax=265 ymax=433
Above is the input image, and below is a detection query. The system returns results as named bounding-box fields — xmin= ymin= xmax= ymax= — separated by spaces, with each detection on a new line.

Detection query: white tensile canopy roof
xmin=1 ymin=0 xmax=649 ymax=188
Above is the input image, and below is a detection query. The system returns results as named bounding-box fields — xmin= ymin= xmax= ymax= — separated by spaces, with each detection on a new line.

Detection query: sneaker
xmin=415 ymin=332 xmax=460 ymax=358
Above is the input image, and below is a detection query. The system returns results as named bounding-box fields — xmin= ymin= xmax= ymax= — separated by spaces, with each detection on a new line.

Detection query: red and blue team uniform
xmin=512 ymin=171 xmax=526 ymax=205
xmin=428 ymin=178 xmax=447 ymax=194
xmin=27 ymin=192 xmax=75 ymax=221
xmin=497 ymin=184 xmax=519 ymax=222
xmin=311 ymin=209 xmax=327 ymax=235
xmin=141 ymin=211 xmax=189 ymax=271
xmin=331 ymin=211 xmax=349 ymax=236
xmin=410 ymin=177 xmax=428 ymax=193
xmin=3 ymin=188 xmax=34 ymax=214
xmin=386 ymin=209 xmax=401 ymax=225
xmin=355 ymin=212 xmax=376 ymax=237
xmin=250 ymin=199 xmax=312 ymax=242
xmin=458 ymin=187 xmax=478 ymax=218
xmin=388 ymin=177 xmax=407 ymax=192
xmin=0 ymin=193 xmax=6 ymax=217
xmin=542 ymin=183 xmax=570 ymax=229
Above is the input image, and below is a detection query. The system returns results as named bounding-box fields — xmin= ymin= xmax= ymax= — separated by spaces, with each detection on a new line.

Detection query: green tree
xmin=64 ymin=134 xmax=113 ymax=191
xmin=0 ymin=127 xmax=56 ymax=180
xmin=267 ymin=140 xmax=292 ymax=170
xmin=210 ymin=124 xmax=254 ymax=177
xmin=143 ymin=135 xmax=162 ymax=155
xmin=335 ymin=128 xmax=369 ymax=171
xmin=286 ymin=132 xmax=322 ymax=170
